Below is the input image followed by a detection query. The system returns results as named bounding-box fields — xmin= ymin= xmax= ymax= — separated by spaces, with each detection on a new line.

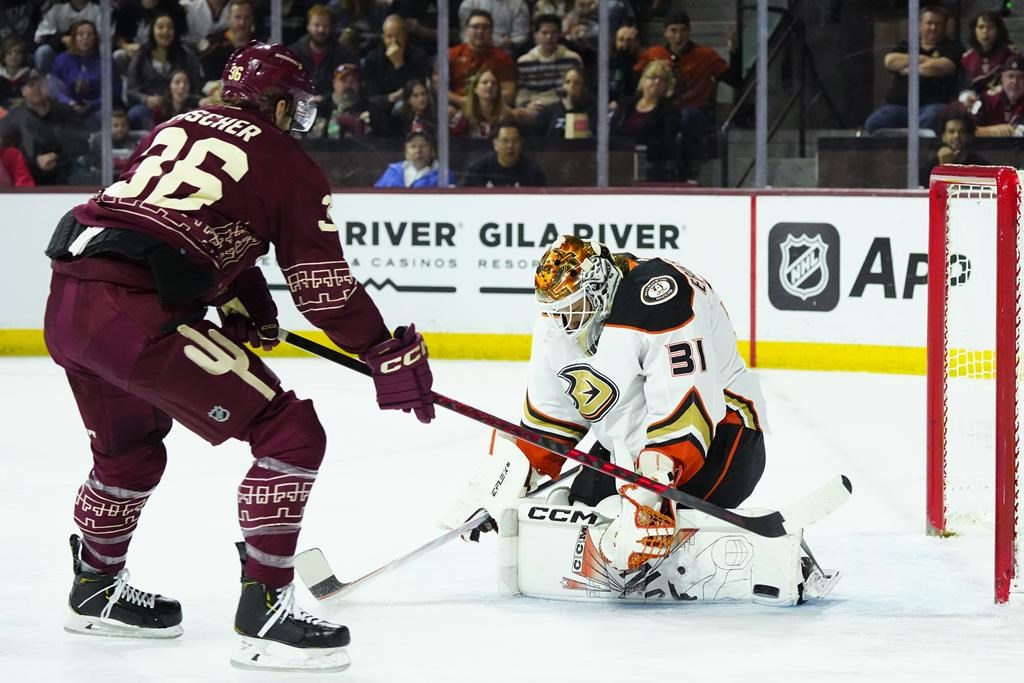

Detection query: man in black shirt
xmin=361 ymin=15 xmax=430 ymax=111
xmin=461 ymin=122 xmax=547 ymax=187
xmin=864 ymin=5 xmax=963 ymax=134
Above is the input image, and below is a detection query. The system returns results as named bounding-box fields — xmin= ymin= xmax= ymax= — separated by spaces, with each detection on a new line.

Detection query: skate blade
xmin=803 ymin=569 xmax=842 ymax=601
xmin=230 ymin=637 xmax=351 ymax=673
xmin=64 ymin=611 xmax=183 ymax=639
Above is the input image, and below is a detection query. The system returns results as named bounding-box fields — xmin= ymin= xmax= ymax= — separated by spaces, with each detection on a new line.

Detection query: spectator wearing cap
xmin=973 ymin=56 xmax=1024 ymax=137
xmin=316 ymin=63 xmax=390 ymax=138
xmin=361 ymin=15 xmax=431 ymax=110
xmin=374 ymin=130 xmax=445 ymax=188
xmin=919 ymin=108 xmax=988 ymax=187
xmin=289 ymin=4 xmax=358 ymax=118
xmin=33 ymin=0 xmax=101 ymax=74
xmin=448 ymin=9 xmax=517 ymax=108
xmin=0 ymin=69 xmax=88 ymax=184
xmin=864 ymin=5 xmax=963 ymax=134
xmin=461 ymin=121 xmax=546 ymax=187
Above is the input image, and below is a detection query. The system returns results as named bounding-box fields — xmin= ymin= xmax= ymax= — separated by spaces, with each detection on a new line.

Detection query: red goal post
xmin=927 ymin=165 xmax=1022 ymax=603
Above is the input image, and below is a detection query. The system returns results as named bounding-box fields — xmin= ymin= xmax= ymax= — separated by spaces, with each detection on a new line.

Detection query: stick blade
xmin=294 ymin=548 xmax=347 ymax=601
xmin=779 ymin=475 xmax=853 ymax=533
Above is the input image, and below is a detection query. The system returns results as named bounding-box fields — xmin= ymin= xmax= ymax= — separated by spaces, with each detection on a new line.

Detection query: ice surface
xmin=0 ymin=358 xmax=1020 ymax=682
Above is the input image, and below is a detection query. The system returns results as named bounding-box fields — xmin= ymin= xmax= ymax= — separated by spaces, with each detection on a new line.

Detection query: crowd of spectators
xmin=4 ymin=2 xmax=1018 ymax=189
xmin=0 ymin=0 xmax=742 ymax=187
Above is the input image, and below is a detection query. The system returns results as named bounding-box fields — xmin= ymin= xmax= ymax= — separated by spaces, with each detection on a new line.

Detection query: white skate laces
xmin=257 ymin=583 xmax=328 ymax=638
xmin=79 ymin=569 xmax=156 ymax=618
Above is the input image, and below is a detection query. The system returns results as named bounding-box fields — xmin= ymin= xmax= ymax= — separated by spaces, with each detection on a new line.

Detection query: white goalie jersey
xmin=522 ymin=257 xmax=767 ymax=481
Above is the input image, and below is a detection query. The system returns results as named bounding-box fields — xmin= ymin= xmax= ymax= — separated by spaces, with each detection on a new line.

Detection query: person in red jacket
xmin=43 ymin=41 xmax=433 ymax=673
xmin=0 ymin=128 xmax=35 ymax=186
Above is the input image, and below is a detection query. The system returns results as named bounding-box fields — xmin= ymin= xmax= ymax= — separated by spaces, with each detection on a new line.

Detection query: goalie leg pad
xmin=516 ymin=502 xmax=815 ymax=605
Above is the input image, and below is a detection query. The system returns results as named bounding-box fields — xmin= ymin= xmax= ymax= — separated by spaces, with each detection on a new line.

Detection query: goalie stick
xmin=296 ymin=465 xmax=583 ymax=602
xmin=279 ymin=330 xmax=853 ymax=538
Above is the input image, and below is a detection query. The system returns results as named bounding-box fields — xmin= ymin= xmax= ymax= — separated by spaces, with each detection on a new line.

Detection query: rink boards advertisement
xmin=0 ymin=189 xmax=943 ymax=373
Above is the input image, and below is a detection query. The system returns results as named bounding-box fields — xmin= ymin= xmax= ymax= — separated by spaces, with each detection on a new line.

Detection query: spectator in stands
xmin=315 ymin=62 xmax=389 ymax=138
xmin=152 ymin=68 xmax=200 ymax=125
xmin=864 ymin=5 xmax=963 ymax=135
xmin=180 ymin=0 xmax=230 ymax=51
xmin=563 ymin=0 xmax=634 ymax=56
xmin=362 ymin=15 xmax=431 ymax=111
xmin=1 ymin=70 xmax=88 ymax=185
xmin=919 ymin=108 xmax=988 ymax=187
xmin=634 ymin=11 xmax=739 ymax=176
xmin=532 ymin=2 xmax=572 ymax=19
xmin=972 ymin=55 xmax=1024 ymax=137
xmin=533 ymin=65 xmax=594 ymax=138
xmin=34 ymin=0 xmax=101 ymax=74
xmin=289 ymin=4 xmax=358 ymax=118
xmin=390 ymin=78 xmax=436 ymax=138
xmin=459 ymin=1 xmax=531 ymax=56
xmin=609 ymin=24 xmax=640 ymax=108
xmin=49 ymin=19 xmax=121 ymax=125
xmin=390 ymin=0 xmax=439 ymax=55
xmin=958 ymin=11 xmax=1018 ymax=116
xmin=374 ymin=130 xmax=444 ymax=188
xmin=201 ymin=0 xmax=255 ymax=85
xmin=515 ymin=13 xmax=581 ymax=112
xmin=125 ymin=12 xmax=203 ymax=129
xmin=611 ymin=59 xmax=681 ymax=182
xmin=85 ymin=108 xmax=146 ymax=179
xmin=448 ymin=9 xmax=517 ymax=108
xmin=334 ymin=0 xmax=387 ymax=54
xmin=0 ymin=125 xmax=34 ymax=187
xmin=452 ymin=68 xmax=526 ymax=138
xmin=0 ymin=36 xmax=31 ymax=108
xmin=0 ymin=1 xmax=41 ymax=49
xmin=113 ymin=0 xmax=189 ymax=69
xmin=461 ymin=121 xmax=546 ymax=186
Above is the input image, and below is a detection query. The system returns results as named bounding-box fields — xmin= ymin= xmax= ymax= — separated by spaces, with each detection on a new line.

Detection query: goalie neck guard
xmin=535 ymin=235 xmax=622 ymax=353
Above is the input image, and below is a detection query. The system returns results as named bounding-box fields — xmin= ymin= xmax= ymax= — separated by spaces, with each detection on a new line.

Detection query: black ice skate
xmin=231 ymin=542 xmax=350 ymax=672
xmin=64 ymin=534 xmax=183 ymax=638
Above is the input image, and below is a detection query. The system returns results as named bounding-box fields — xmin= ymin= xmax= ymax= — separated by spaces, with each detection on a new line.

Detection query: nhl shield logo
xmin=208 ymin=406 xmax=231 ymax=422
xmin=778 ymin=234 xmax=829 ymax=301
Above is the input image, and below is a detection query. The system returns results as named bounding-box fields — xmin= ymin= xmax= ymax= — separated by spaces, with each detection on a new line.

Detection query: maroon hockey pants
xmin=44 ymin=267 xmax=326 ymax=587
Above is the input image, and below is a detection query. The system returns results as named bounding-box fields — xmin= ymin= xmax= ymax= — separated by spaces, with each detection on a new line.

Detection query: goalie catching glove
xmin=216 ymin=267 xmax=279 ymax=351
xmin=360 ymin=324 xmax=435 ymax=423
xmin=598 ymin=449 xmax=678 ymax=572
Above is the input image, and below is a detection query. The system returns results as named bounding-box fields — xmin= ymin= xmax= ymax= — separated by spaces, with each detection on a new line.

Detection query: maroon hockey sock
xmin=73 ymin=478 xmax=152 ymax=574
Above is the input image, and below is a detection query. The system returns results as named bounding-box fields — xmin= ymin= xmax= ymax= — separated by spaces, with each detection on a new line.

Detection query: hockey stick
xmin=295 ymin=465 xmax=583 ymax=602
xmin=279 ymin=330 xmax=852 ymax=539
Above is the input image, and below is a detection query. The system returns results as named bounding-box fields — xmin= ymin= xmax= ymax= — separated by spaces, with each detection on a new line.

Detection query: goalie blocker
xmin=500 ymin=496 xmax=836 ymax=605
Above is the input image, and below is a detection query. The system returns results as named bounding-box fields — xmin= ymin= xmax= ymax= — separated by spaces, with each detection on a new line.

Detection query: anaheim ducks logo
xmin=558 ymin=364 xmax=619 ymax=422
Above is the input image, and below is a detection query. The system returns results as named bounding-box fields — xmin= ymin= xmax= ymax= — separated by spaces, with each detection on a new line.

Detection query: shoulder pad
xmin=605 ymin=259 xmax=694 ymax=333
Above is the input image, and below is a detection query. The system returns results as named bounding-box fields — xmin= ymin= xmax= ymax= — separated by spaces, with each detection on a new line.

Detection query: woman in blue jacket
xmin=374 ymin=130 xmax=444 ymax=188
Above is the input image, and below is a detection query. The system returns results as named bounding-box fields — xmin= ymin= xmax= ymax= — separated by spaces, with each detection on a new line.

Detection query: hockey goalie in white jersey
xmin=455 ymin=235 xmax=840 ymax=605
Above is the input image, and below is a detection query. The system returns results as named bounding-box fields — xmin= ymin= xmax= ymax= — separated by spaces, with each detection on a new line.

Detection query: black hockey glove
xmin=462 ymin=511 xmax=498 ymax=543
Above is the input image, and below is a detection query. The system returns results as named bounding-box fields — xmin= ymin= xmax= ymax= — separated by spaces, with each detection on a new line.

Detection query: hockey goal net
xmin=927 ymin=165 xmax=1023 ymax=603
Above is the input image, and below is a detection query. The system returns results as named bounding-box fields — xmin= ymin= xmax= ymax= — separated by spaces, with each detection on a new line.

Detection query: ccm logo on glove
xmin=378 ymin=341 xmax=426 ymax=374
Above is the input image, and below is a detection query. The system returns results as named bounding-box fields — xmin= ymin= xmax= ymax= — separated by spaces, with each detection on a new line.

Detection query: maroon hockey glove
xmin=360 ymin=324 xmax=435 ymax=423
xmin=216 ymin=268 xmax=280 ymax=351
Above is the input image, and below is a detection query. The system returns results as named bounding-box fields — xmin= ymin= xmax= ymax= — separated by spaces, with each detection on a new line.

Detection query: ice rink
xmin=0 ymin=356 xmax=1020 ymax=682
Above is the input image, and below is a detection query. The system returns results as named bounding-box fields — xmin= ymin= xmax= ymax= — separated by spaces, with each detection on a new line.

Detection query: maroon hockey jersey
xmin=74 ymin=105 xmax=388 ymax=353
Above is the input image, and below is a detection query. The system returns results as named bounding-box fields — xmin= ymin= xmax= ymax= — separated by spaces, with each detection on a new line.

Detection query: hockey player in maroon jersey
xmin=42 ymin=41 xmax=433 ymax=672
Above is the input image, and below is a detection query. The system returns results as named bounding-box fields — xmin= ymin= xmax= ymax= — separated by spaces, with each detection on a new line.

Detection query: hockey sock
xmin=237 ymin=458 xmax=318 ymax=587
xmin=73 ymin=474 xmax=154 ymax=574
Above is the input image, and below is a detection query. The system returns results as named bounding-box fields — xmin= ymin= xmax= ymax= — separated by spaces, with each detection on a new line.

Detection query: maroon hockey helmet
xmin=221 ymin=41 xmax=317 ymax=132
